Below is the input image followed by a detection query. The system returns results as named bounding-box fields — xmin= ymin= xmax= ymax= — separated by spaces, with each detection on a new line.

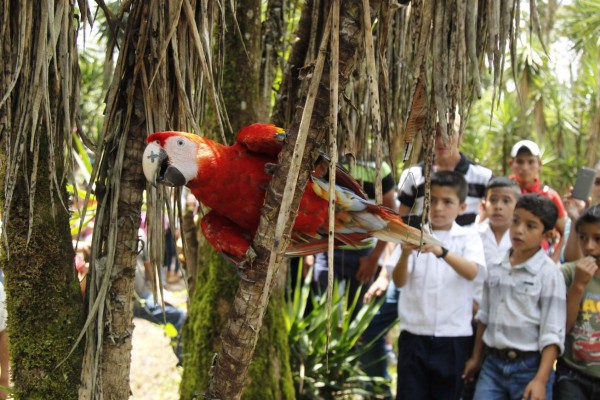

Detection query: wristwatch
xmin=437 ymin=247 xmax=449 ymax=259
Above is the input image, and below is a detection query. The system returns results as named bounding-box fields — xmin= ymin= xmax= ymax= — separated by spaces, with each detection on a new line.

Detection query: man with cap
xmin=509 ymin=139 xmax=567 ymax=260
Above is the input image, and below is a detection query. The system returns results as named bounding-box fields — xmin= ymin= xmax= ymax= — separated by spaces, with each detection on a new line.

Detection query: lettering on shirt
xmin=571 ymin=294 xmax=600 ymax=364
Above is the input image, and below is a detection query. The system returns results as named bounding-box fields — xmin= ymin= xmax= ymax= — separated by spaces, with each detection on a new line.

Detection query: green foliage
xmin=463 ymin=2 xmax=600 ymax=193
xmin=285 ymin=268 xmax=386 ymax=399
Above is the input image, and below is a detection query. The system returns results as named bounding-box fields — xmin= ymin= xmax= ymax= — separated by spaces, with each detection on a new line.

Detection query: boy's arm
xmin=392 ymin=244 xmax=414 ymax=288
xmin=420 ymin=243 xmax=478 ymax=281
xmin=522 ymin=344 xmax=559 ymax=400
xmin=462 ymin=321 xmax=487 ymax=381
xmin=566 ymin=257 xmax=598 ymax=332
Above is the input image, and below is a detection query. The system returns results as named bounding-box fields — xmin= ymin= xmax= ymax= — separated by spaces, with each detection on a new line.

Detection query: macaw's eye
xmin=177 ymin=139 xmax=185 ymax=147
xmin=154 ymin=140 xmax=160 ymax=144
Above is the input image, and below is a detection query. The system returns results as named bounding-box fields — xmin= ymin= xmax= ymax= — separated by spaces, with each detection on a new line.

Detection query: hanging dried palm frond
xmin=74 ymin=1 xmax=228 ymax=398
xmin=395 ymin=0 xmax=519 ymax=151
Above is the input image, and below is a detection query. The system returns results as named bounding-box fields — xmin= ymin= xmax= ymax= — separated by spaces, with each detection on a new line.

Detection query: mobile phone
xmin=572 ymin=167 xmax=596 ymax=201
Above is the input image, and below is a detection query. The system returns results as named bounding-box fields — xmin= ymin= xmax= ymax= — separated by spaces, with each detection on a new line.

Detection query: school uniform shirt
xmin=397 ymin=153 xmax=493 ymax=226
xmin=474 ymin=220 xmax=511 ymax=305
xmin=476 ymin=248 xmax=566 ymax=353
xmin=398 ymin=222 xmax=486 ymax=337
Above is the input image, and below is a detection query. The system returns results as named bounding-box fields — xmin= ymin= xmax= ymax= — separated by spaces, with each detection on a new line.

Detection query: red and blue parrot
xmin=142 ymin=123 xmax=439 ymax=263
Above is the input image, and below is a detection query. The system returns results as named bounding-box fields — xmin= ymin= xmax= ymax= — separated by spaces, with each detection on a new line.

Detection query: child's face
xmin=509 ymin=207 xmax=549 ymax=253
xmin=577 ymin=222 xmax=600 ymax=268
xmin=484 ymin=187 xmax=518 ymax=230
xmin=510 ymin=154 xmax=541 ymax=187
xmin=429 ymin=185 xmax=466 ymax=230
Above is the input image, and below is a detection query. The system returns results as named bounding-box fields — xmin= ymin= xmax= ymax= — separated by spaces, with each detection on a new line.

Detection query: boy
xmin=463 ymin=194 xmax=566 ymax=400
xmin=393 ymin=171 xmax=486 ymax=400
xmin=461 ymin=178 xmax=521 ymax=399
xmin=477 ymin=177 xmax=521 ymax=269
xmin=555 ymin=204 xmax=600 ymax=399
xmin=509 ymin=140 xmax=567 ymax=260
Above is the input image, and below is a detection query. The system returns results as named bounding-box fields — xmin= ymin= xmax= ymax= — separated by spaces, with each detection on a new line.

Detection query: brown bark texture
xmin=207 ymin=1 xmax=380 ymax=398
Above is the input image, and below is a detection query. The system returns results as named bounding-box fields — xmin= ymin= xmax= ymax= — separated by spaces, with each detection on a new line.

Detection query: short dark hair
xmin=431 ymin=171 xmax=468 ymax=203
xmin=515 ymin=194 xmax=558 ymax=232
xmin=485 ymin=177 xmax=521 ymax=199
xmin=575 ymin=204 xmax=600 ymax=233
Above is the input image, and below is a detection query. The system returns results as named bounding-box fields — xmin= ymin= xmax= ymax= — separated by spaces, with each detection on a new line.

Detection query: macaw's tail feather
xmin=371 ymin=207 xmax=442 ymax=247
xmin=286 ymin=232 xmax=371 ymax=257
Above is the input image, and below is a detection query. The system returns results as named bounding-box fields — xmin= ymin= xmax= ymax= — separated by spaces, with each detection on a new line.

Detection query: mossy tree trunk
xmin=0 ymin=138 xmax=84 ymax=400
xmin=0 ymin=1 xmax=84 ymax=399
xmin=207 ymin=1 xmax=379 ymax=398
xmin=180 ymin=1 xmax=294 ymax=399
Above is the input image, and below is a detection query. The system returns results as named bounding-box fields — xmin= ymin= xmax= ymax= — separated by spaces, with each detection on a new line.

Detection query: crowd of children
xmin=354 ymin=130 xmax=600 ymax=399
xmin=288 ymin=117 xmax=600 ymax=399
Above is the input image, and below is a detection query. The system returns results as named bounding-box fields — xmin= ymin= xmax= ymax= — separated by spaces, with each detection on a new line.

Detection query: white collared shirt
xmin=476 ymin=249 xmax=566 ymax=353
xmin=474 ymin=221 xmax=511 ymax=304
xmin=398 ymin=222 xmax=486 ymax=337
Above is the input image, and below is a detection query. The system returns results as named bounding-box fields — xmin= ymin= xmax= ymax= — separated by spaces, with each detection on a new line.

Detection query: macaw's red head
xmin=142 ymin=131 xmax=200 ymax=187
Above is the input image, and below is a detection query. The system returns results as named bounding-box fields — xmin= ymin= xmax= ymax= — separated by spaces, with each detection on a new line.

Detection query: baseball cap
xmin=510 ymin=140 xmax=541 ymax=157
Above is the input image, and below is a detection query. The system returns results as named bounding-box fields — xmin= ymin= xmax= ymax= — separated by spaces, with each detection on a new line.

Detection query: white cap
xmin=510 ymin=140 xmax=541 ymax=157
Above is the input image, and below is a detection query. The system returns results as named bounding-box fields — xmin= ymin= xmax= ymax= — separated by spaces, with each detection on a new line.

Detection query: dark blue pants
xmin=554 ymin=361 xmax=600 ymax=400
xmin=360 ymin=280 xmax=399 ymax=398
xmin=313 ymin=248 xmax=373 ymax=319
xmin=396 ymin=331 xmax=471 ymax=400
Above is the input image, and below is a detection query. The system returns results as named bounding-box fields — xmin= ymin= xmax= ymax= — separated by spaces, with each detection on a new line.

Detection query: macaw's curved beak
xmin=142 ymin=142 xmax=186 ymax=187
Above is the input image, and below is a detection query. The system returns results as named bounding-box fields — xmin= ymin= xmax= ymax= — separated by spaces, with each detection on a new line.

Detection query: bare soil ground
xmin=129 ymin=318 xmax=182 ymax=400
xmin=129 ymin=283 xmax=187 ymax=400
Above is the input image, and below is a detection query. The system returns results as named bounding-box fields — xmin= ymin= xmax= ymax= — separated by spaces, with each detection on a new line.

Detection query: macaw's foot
xmin=245 ymin=245 xmax=258 ymax=263
xmin=236 ymin=264 xmax=255 ymax=283
xmin=235 ymin=246 xmax=258 ymax=283
xmin=264 ymin=162 xmax=279 ymax=175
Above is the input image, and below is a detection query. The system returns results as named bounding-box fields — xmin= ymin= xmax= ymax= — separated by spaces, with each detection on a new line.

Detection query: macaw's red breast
xmin=186 ymin=141 xmax=274 ymax=234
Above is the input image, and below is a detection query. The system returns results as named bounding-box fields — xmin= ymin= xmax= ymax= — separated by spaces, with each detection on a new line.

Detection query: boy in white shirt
xmin=474 ymin=177 xmax=521 ymax=305
xmin=463 ymin=194 xmax=566 ymax=400
xmin=393 ymin=171 xmax=486 ymax=400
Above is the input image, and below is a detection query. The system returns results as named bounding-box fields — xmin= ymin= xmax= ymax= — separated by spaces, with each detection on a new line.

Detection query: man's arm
xmin=562 ymin=195 xmax=587 ymax=262
xmin=363 ymin=267 xmax=389 ymax=304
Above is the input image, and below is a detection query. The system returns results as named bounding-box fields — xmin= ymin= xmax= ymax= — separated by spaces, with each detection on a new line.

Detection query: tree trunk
xmin=208 ymin=1 xmax=377 ymax=398
xmin=79 ymin=3 xmax=157 ymax=398
xmin=0 ymin=1 xmax=84 ymax=398
xmin=180 ymin=1 xmax=294 ymax=398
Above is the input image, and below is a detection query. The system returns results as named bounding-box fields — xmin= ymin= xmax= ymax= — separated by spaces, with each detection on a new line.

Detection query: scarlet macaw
xmin=142 ymin=123 xmax=439 ymax=263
